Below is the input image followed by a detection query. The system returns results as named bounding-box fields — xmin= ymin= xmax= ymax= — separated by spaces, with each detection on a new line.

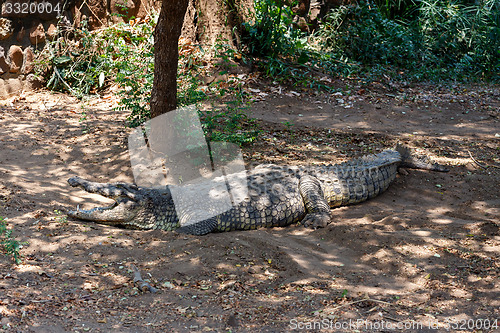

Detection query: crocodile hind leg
xmin=299 ymin=175 xmax=332 ymax=228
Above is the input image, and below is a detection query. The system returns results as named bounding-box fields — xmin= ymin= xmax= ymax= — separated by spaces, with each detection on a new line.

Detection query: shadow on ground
xmin=0 ymin=88 xmax=498 ymax=332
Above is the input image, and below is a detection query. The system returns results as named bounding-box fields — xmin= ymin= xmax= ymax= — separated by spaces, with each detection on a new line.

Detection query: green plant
xmin=241 ymin=0 xmax=303 ymax=57
xmin=34 ymin=9 xmax=260 ymax=147
xmin=317 ymin=0 xmax=500 ymax=82
xmin=0 ymin=217 xmax=22 ymax=264
xmin=36 ymin=19 xmax=122 ymax=98
xmin=115 ymin=19 xmax=211 ymax=127
xmin=113 ymin=19 xmax=157 ymax=127
xmin=417 ymin=0 xmax=500 ymax=80
xmin=240 ymin=1 xmax=353 ymax=89
xmin=241 ymin=0 xmax=334 ymax=87
xmin=201 ymin=101 xmax=260 ymax=146
xmin=79 ymin=106 xmax=90 ymax=133
xmin=320 ymin=2 xmax=419 ymax=67
xmin=54 ymin=210 xmax=68 ymax=224
xmin=374 ymin=0 xmax=419 ymax=20
xmin=282 ymin=120 xmax=296 ymax=141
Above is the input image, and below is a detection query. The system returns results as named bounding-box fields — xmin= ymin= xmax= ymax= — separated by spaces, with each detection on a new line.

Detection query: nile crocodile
xmin=67 ymin=145 xmax=448 ymax=235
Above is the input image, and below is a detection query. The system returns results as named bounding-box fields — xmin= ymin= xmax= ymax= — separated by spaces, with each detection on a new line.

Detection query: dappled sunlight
xmin=0 ymin=88 xmax=498 ymax=330
xmin=410 ymin=229 xmax=433 ymax=237
xmin=15 ymin=263 xmax=48 ymax=273
xmin=249 ymin=88 xmax=500 ymax=141
xmin=471 ymin=200 xmax=500 ymax=217
xmin=431 ymin=218 xmax=455 ymax=225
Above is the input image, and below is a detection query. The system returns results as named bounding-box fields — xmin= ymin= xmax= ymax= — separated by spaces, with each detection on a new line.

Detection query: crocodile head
xmin=67 ymin=177 xmax=179 ymax=230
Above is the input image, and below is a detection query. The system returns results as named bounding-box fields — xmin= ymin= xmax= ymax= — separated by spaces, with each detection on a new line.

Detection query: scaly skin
xmin=67 ymin=146 xmax=448 ymax=235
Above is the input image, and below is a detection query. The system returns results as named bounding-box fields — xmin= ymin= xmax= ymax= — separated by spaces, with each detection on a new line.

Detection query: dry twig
xmin=331 ymin=298 xmax=392 ymax=312
xmin=131 ymin=264 xmax=158 ymax=293
xmin=468 ymin=150 xmax=500 ymax=169
xmin=468 ymin=150 xmax=488 ymax=169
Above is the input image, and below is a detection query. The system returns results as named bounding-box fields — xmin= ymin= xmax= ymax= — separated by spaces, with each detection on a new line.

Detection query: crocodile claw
xmin=301 ymin=213 xmax=332 ymax=229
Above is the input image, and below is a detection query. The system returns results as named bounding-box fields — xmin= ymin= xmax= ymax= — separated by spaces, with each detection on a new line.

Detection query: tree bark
xmin=181 ymin=0 xmax=254 ymax=54
xmin=150 ymin=0 xmax=189 ymax=118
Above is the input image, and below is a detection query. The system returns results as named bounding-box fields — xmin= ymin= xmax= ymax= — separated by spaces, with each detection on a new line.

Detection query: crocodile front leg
xmin=177 ymin=216 xmax=218 ymax=235
xmin=299 ymin=175 xmax=332 ymax=228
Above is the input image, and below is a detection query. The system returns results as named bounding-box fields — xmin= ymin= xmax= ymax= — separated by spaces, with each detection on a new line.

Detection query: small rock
xmin=16 ymin=27 xmax=25 ymax=42
xmin=8 ymin=45 xmax=23 ymax=73
xmin=46 ymin=23 xmax=58 ymax=41
xmin=24 ymin=73 xmax=44 ymax=91
xmin=29 ymin=23 xmax=46 ymax=45
xmin=226 ymin=314 xmax=239 ymax=327
xmin=162 ymin=281 xmax=174 ymax=289
xmin=1 ymin=316 xmax=11 ymax=327
xmin=248 ymin=266 xmax=261 ymax=274
xmin=0 ymin=18 xmax=13 ymax=40
xmin=0 ymin=80 xmax=7 ymax=99
xmin=23 ymin=47 xmax=34 ymax=74
xmin=0 ymin=46 xmax=9 ymax=74
xmin=398 ymin=168 xmax=409 ymax=176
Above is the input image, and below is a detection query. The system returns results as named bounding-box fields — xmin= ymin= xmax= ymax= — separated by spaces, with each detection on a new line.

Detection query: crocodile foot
xmin=301 ymin=213 xmax=331 ymax=229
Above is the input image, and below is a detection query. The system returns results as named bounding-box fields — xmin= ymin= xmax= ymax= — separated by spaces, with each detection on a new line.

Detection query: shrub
xmin=36 ymin=16 xmax=260 ymax=144
xmin=241 ymin=0 xmax=303 ymax=57
xmin=318 ymin=0 xmax=500 ymax=81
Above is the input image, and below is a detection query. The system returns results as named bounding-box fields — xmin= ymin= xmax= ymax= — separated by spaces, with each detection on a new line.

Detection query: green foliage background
xmin=319 ymin=0 xmax=499 ymax=81
xmin=35 ymin=0 xmax=499 ymax=138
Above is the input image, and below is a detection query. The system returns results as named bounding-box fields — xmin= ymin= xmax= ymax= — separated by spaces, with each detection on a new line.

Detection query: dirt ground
xmin=0 ymin=81 xmax=499 ymax=333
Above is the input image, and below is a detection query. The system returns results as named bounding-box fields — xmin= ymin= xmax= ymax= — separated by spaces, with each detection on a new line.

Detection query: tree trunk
xmin=150 ymin=0 xmax=189 ymax=118
xmin=181 ymin=0 xmax=254 ymax=53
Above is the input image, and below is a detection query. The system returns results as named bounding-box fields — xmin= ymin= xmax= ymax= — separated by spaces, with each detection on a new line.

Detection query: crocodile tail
xmin=395 ymin=144 xmax=449 ymax=172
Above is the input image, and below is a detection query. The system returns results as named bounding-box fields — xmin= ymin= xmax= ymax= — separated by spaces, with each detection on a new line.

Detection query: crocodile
xmin=67 ymin=145 xmax=448 ymax=235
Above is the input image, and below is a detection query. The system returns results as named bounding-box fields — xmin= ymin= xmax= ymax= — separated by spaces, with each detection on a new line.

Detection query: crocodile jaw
xmin=67 ymin=200 xmax=139 ymax=224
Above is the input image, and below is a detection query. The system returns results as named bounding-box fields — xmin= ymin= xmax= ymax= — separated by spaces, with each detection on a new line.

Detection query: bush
xmin=240 ymin=0 xmax=319 ymax=84
xmin=318 ymin=0 xmax=500 ymax=81
xmin=320 ymin=3 xmax=419 ymax=66
xmin=241 ymin=0 xmax=303 ymax=57
xmin=36 ymin=16 xmax=259 ymax=145
xmin=417 ymin=0 xmax=500 ymax=79
xmin=36 ymin=20 xmax=135 ymax=98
